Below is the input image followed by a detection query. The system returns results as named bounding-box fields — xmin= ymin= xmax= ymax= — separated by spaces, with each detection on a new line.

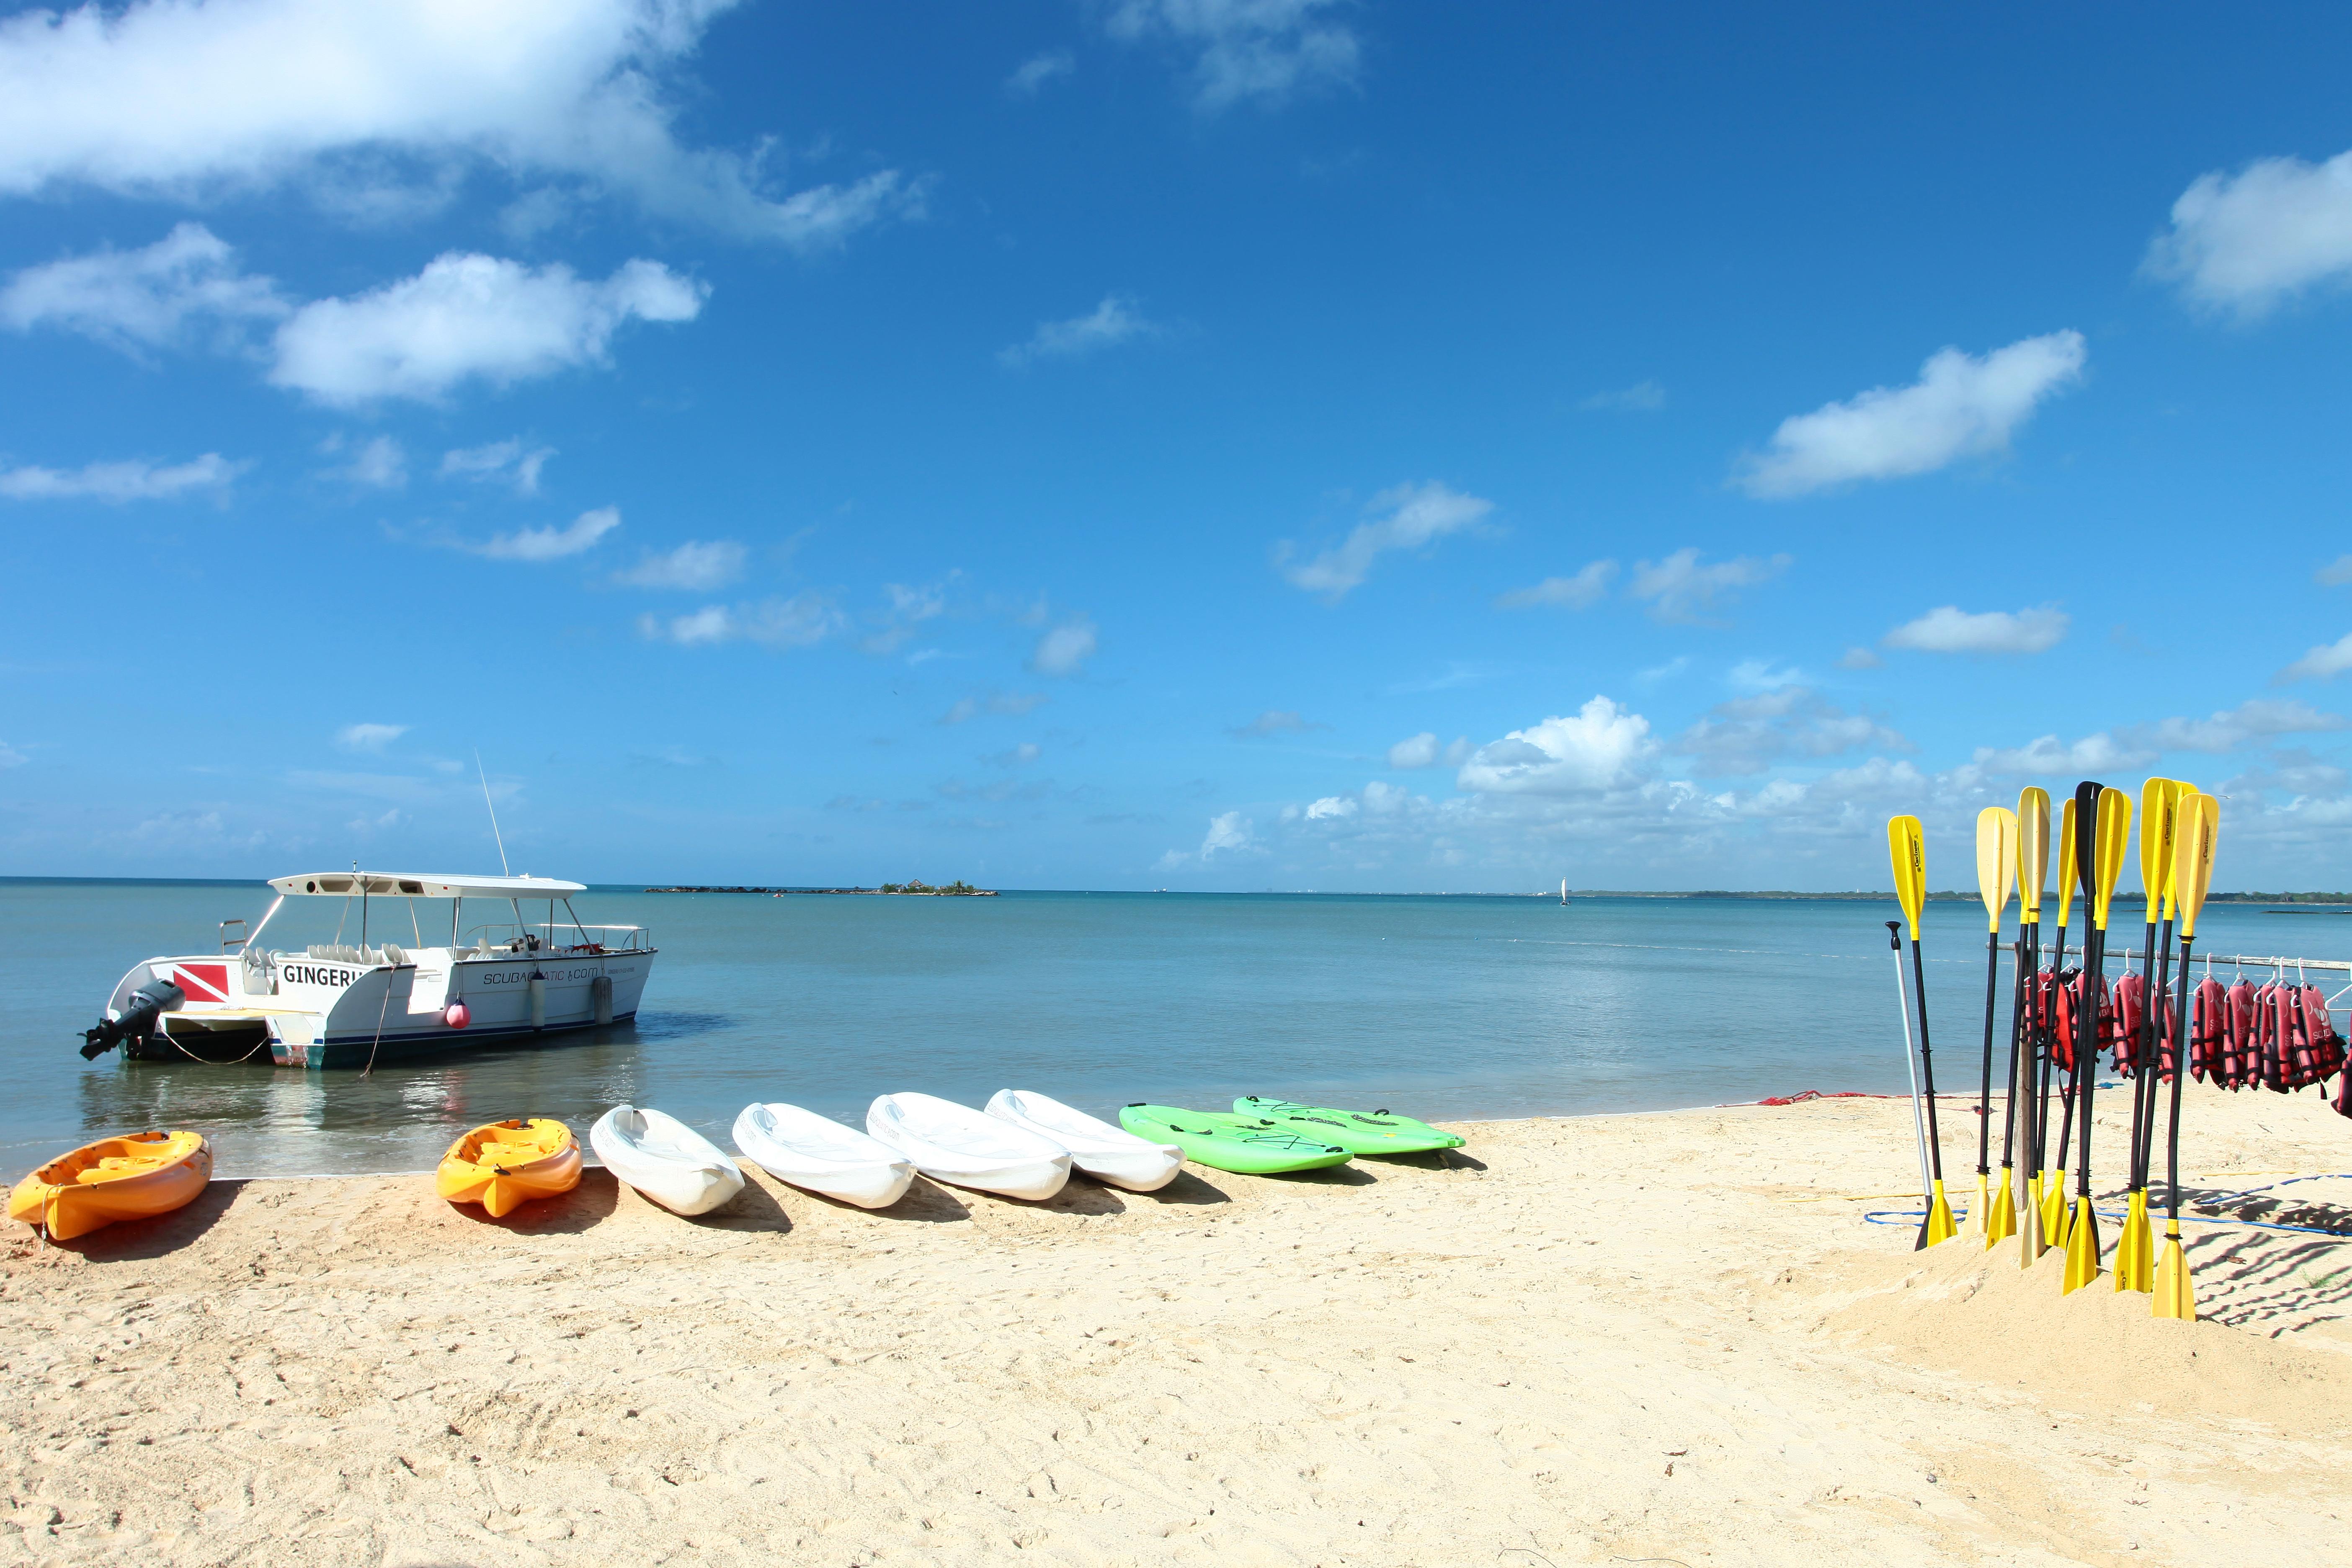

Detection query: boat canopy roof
xmin=267 ymin=872 xmax=589 ymax=899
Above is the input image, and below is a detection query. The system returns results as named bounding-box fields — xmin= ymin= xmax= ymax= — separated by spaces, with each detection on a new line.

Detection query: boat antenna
xmin=475 ymin=750 xmax=511 ymax=876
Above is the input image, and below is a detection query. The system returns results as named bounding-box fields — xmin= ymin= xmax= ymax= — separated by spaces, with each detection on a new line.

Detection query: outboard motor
xmin=80 ymin=979 xmax=184 ymax=1060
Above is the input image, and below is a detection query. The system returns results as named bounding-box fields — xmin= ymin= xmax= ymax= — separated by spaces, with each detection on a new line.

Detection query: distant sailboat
xmin=1559 ymin=878 xmax=1568 ymax=906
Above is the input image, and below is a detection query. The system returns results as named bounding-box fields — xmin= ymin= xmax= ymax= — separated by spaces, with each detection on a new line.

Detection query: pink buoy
xmin=443 ymin=1001 xmax=470 ymax=1029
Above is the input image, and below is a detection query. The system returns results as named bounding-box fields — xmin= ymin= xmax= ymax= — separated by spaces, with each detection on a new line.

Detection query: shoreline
xmin=5 ymin=1090 xmax=2346 ymax=1565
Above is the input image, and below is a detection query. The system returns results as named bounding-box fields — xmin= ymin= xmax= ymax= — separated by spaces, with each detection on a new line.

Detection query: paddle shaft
xmin=1976 ymin=928 xmax=2002 ymax=1179
xmin=2137 ymin=913 xmax=2175 ymax=1191
xmin=2075 ymin=919 xmax=2106 ymax=1203
xmin=1888 ymin=921 xmax=1933 ymax=1213
xmin=2037 ymin=918 xmax=2069 ymax=1184
xmin=2126 ymin=917 xmax=2160 ymax=1193
xmin=2004 ymin=919 xmax=2034 ymax=1179
xmin=1910 ymin=934 xmax=1946 ymax=1181
xmin=2166 ymin=933 xmax=2197 ymax=1225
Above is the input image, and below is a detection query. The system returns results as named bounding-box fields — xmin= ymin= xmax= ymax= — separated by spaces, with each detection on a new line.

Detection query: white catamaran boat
xmin=79 ymin=871 xmax=656 ymax=1070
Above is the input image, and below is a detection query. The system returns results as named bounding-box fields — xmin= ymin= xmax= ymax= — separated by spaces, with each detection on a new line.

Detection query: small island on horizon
xmin=645 ymin=879 xmax=998 ymax=897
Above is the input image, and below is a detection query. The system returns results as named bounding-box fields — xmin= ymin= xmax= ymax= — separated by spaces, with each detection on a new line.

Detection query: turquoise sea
xmin=3 ymin=878 xmax=2338 ymax=1178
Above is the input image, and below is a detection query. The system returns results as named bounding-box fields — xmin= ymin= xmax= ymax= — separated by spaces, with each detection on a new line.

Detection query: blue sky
xmin=5 ymin=1 xmax=2352 ymax=891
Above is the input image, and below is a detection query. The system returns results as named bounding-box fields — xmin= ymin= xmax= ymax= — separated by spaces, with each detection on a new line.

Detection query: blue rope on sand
xmin=1860 ymin=1173 xmax=2352 ymax=1239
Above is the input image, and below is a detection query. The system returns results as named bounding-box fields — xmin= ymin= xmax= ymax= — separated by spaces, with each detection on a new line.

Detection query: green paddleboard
xmin=1233 ymin=1098 xmax=1466 ymax=1155
xmin=1118 ymin=1105 xmax=1352 ymax=1174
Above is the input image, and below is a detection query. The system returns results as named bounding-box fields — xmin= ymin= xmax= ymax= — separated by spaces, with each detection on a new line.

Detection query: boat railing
xmin=458 ymin=922 xmax=652 ymax=956
xmin=219 ymin=918 xmax=247 ymax=953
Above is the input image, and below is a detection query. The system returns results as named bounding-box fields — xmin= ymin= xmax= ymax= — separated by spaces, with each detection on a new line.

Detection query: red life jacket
xmin=2190 ymin=977 xmax=2227 ymax=1083
xmin=2151 ymin=988 xmax=2180 ymax=1082
xmin=2303 ymin=985 xmax=2349 ymax=1085
xmin=2259 ymin=984 xmax=2289 ymax=1093
xmin=2047 ymin=968 xmax=2080 ymax=1073
xmin=2102 ymin=970 xmax=2139 ymax=1073
xmin=2285 ymin=985 xmax=2318 ymax=1089
xmin=2224 ymin=979 xmax=2259 ymax=1090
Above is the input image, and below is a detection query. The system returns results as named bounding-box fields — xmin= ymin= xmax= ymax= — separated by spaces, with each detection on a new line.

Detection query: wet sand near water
xmin=3 ymin=1087 xmax=2348 ymax=1566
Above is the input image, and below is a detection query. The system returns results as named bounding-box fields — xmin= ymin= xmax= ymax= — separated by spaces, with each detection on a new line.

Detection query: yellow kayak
xmin=436 ymin=1119 xmax=581 ymax=1218
xmin=9 ymin=1130 xmax=211 ymax=1241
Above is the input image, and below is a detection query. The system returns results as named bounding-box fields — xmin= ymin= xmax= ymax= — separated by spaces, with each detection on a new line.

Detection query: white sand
xmin=4 ymin=1084 xmax=2349 ymax=1566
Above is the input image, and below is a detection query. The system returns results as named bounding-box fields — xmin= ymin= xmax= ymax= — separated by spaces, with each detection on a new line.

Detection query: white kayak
xmin=866 ymin=1092 xmax=1071 ymax=1202
xmin=588 ymin=1105 xmax=745 ymax=1217
xmin=732 ymin=1101 xmax=915 ymax=1210
xmin=985 ymin=1089 xmax=1182 ymax=1192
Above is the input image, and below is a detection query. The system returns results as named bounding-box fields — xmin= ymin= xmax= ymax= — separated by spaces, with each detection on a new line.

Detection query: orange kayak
xmin=8 ymin=1130 xmax=211 ymax=1241
xmin=436 ymin=1119 xmax=581 ymax=1218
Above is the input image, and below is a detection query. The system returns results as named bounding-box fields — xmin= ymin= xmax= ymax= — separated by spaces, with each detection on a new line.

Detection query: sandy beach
xmin=4 ymin=1086 xmax=2348 ymax=1568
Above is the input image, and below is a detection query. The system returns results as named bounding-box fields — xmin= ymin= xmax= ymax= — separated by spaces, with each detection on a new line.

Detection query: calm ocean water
xmin=3 ymin=878 xmax=2338 ymax=1178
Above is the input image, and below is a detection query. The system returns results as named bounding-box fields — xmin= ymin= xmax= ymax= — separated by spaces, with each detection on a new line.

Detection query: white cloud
xmin=320 ymin=433 xmax=405 ymax=489
xmin=1279 ymin=480 xmax=1492 ymax=601
xmin=1736 ymin=331 xmax=2086 ymax=498
xmin=1104 ymin=0 xmax=1358 ymax=112
xmin=0 ymin=740 xmax=24 ymax=769
xmin=940 ymin=691 xmax=1049 ymax=725
xmin=440 ymin=438 xmax=554 ymax=494
xmin=2128 ymin=699 xmax=2346 ymax=753
xmin=2277 ymin=632 xmax=2352 ymax=684
xmin=1386 ymin=732 xmax=1466 ymax=770
xmin=1626 ymin=548 xmax=1788 ymax=624
xmin=1201 ymin=809 xmax=1256 ymax=856
xmin=1836 ymin=646 xmax=1883 ymax=671
xmin=986 ymin=741 xmax=1043 ymax=767
xmin=1496 ymin=559 xmax=1617 ymax=610
xmin=473 ymin=505 xmax=621 ymax=562
xmin=1577 ymin=380 xmax=1665 ymax=413
xmin=0 ymin=0 xmax=925 ymax=247
xmin=1671 ymin=687 xmax=1906 ymax=778
xmin=613 ymin=540 xmax=745 ymax=591
xmin=2318 ymin=555 xmax=2352 ymax=586
xmin=271 ymin=253 xmax=704 ymax=405
xmin=1456 ymin=696 xmax=1656 ymax=796
xmin=999 ymin=294 xmax=1154 ymax=367
xmin=0 ymin=222 xmax=286 ymax=351
xmin=2147 ymin=149 xmax=2352 ymax=317
xmin=0 ymin=451 xmax=244 ymax=501
xmin=335 ymin=722 xmax=406 ymax=753
xmin=1883 ymin=603 xmax=2068 ymax=656
xmin=1030 ymin=617 xmax=1099 ymax=676
xmin=862 ymin=576 xmax=956 ymax=655
xmin=638 ymin=593 xmax=843 ymax=649
xmin=1971 ymin=732 xmax=2151 ymax=777
xmin=1006 ymin=49 xmax=1074 ymax=95
xmin=1304 ymin=795 xmax=1356 ymax=820
xmin=11 ymin=230 xmax=706 ymax=404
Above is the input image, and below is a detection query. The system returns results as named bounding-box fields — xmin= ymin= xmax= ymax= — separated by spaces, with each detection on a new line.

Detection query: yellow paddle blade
xmin=1888 ymin=815 xmax=1926 ymax=939
xmin=1925 ymin=1179 xmax=1957 ymax=1246
xmin=2161 ymin=780 xmax=2191 ymax=920
xmin=1975 ymin=807 xmax=2017 ymax=932
xmin=2173 ymin=792 xmax=2220 ymax=939
xmin=2138 ymin=778 xmax=2177 ymax=921
xmin=2153 ymin=1232 xmax=2195 ymax=1320
xmin=1984 ymin=1172 xmax=2017 ymax=1246
xmin=2016 ymin=788 xmax=2050 ymax=919
xmin=2021 ymin=1174 xmax=2046 ymax=1264
xmin=2062 ymin=1195 xmax=2101 ymax=1293
xmin=2054 ymin=794 xmax=2079 ymax=929
xmin=2041 ymin=1172 xmax=2070 ymax=1246
xmin=2113 ymin=1189 xmax=2153 ymax=1293
xmin=2092 ymin=787 xmax=2131 ymax=933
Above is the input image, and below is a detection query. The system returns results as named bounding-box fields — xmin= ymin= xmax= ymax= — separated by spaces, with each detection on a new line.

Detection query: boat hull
xmin=108 ymin=949 xmax=655 ymax=1068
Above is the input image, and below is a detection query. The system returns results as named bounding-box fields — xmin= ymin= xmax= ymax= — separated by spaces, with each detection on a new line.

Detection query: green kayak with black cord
xmin=1233 ymin=1098 xmax=1465 ymax=1155
xmin=1117 ymin=1105 xmax=1351 ymax=1174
